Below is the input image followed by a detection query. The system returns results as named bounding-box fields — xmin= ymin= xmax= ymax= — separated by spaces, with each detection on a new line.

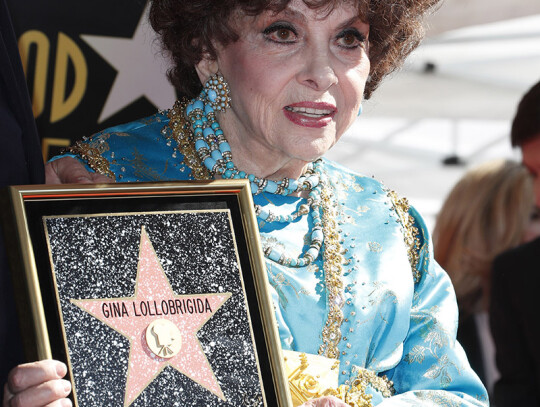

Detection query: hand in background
xmin=3 ymin=360 xmax=71 ymax=407
xmin=45 ymin=157 xmax=114 ymax=184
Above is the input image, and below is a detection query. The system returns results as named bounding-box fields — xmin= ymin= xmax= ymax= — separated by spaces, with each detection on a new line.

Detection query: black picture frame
xmin=1 ymin=180 xmax=291 ymax=407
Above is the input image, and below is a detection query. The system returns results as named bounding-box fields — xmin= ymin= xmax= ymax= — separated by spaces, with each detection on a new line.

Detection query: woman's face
xmin=207 ymin=0 xmax=370 ymax=174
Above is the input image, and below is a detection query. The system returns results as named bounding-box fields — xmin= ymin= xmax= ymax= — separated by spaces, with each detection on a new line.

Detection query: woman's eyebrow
xmin=273 ymin=7 xmax=306 ymax=23
xmin=336 ymin=16 xmax=364 ymax=31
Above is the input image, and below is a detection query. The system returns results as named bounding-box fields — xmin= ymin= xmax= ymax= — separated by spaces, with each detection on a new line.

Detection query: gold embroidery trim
xmin=351 ymin=367 xmax=395 ymax=398
xmin=318 ymin=181 xmax=346 ymax=359
xmin=388 ymin=190 xmax=421 ymax=282
xmin=285 ymin=351 xmax=395 ymax=407
xmin=67 ymin=139 xmax=115 ymax=180
xmin=166 ymin=98 xmax=210 ymax=180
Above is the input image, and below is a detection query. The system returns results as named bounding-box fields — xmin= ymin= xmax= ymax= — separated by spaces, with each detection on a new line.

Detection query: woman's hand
xmin=45 ymin=157 xmax=114 ymax=184
xmin=300 ymin=396 xmax=349 ymax=406
xmin=3 ymin=360 xmax=72 ymax=407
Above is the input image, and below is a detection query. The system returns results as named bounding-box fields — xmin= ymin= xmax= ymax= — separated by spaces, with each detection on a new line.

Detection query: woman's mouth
xmin=283 ymin=102 xmax=336 ymax=128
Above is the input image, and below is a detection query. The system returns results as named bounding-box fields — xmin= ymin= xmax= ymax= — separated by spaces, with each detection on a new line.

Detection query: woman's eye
xmin=341 ymin=33 xmax=357 ymax=46
xmin=336 ymin=30 xmax=365 ymax=49
xmin=279 ymin=28 xmax=293 ymax=40
xmin=263 ymin=24 xmax=297 ymax=43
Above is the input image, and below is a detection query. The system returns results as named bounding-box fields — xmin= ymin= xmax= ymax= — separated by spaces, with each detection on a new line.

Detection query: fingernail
xmin=56 ymin=362 xmax=67 ymax=377
xmin=62 ymin=398 xmax=73 ymax=406
xmin=62 ymin=379 xmax=72 ymax=393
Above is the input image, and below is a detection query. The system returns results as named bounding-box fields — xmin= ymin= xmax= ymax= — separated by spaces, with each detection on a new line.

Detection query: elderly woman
xmin=4 ymin=0 xmax=488 ymax=406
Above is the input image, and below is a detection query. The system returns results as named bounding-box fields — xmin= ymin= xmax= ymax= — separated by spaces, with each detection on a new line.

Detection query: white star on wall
xmin=81 ymin=2 xmax=176 ymax=123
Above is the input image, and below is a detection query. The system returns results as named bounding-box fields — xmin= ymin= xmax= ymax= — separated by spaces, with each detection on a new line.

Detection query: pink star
xmin=72 ymin=227 xmax=231 ymax=406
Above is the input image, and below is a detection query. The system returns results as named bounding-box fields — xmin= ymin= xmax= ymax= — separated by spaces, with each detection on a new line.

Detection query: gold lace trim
xmin=285 ymin=351 xmax=395 ymax=407
xmin=388 ymin=190 xmax=421 ymax=282
xmin=166 ymin=98 xmax=210 ymax=180
xmin=318 ymin=182 xmax=346 ymax=359
xmin=67 ymin=139 xmax=115 ymax=180
xmin=352 ymin=367 xmax=395 ymax=398
xmin=327 ymin=369 xmax=395 ymax=406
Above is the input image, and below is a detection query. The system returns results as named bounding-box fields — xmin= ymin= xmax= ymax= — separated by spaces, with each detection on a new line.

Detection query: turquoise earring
xmin=357 ymin=104 xmax=363 ymax=116
xmin=203 ymin=72 xmax=231 ymax=111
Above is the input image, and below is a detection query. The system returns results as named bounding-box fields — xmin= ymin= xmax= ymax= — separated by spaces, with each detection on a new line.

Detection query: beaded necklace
xmin=185 ymin=90 xmax=327 ymax=267
xmin=167 ymin=97 xmax=346 ymax=358
xmin=185 ymin=91 xmax=320 ymax=196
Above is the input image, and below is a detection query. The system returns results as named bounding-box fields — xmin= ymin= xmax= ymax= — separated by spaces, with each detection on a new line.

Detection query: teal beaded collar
xmin=186 ymin=90 xmax=320 ymax=196
xmin=185 ymin=91 xmax=325 ymax=267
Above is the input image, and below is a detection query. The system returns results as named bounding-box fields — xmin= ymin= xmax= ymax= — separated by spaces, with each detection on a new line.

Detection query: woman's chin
xmin=290 ymin=147 xmax=329 ymax=163
xmin=286 ymin=133 xmax=337 ymax=161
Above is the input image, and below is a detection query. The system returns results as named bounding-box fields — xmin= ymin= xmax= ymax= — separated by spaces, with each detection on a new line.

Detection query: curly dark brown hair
xmin=149 ymin=0 xmax=440 ymax=100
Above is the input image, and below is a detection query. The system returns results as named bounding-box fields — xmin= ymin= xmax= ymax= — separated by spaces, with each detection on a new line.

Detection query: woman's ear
xmin=195 ymin=53 xmax=219 ymax=84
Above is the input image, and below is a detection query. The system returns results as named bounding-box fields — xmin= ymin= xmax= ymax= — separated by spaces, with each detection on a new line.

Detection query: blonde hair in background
xmin=433 ymin=159 xmax=534 ymax=316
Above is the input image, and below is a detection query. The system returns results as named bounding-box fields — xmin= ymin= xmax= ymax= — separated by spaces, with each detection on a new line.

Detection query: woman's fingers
xmin=301 ymin=396 xmax=349 ymax=406
xmin=4 ymin=360 xmax=71 ymax=407
xmin=45 ymin=157 xmax=114 ymax=184
xmin=44 ymin=399 xmax=72 ymax=407
xmin=6 ymin=379 xmax=71 ymax=407
xmin=8 ymin=361 xmax=66 ymax=394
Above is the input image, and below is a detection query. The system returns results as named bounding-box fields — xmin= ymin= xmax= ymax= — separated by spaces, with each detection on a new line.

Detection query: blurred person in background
xmin=490 ymin=80 xmax=540 ymax=407
xmin=433 ymin=158 xmax=538 ymax=397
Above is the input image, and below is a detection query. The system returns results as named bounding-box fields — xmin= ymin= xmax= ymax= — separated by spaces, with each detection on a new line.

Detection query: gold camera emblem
xmin=145 ymin=318 xmax=182 ymax=358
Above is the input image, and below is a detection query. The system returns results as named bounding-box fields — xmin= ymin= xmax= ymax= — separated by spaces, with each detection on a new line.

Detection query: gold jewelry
xmin=203 ymin=72 xmax=231 ymax=111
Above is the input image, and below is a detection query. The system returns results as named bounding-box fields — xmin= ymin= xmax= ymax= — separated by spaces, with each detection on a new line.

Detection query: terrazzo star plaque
xmin=72 ymin=226 xmax=231 ymax=406
xmin=3 ymin=184 xmax=289 ymax=406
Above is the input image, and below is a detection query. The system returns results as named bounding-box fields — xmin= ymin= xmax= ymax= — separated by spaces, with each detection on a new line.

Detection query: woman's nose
xmin=296 ymin=45 xmax=338 ymax=91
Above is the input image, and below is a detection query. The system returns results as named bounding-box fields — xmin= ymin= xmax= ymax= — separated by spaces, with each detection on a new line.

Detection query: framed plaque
xmin=1 ymin=180 xmax=291 ymax=407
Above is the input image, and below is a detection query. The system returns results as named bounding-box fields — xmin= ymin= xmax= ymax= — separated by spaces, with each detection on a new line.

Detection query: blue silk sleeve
xmin=379 ymin=207 xmax=488 ymax=406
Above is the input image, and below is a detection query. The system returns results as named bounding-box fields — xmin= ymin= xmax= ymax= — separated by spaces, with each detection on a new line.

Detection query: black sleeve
xmin=490 ymin=247 xmax=539 ymax=406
